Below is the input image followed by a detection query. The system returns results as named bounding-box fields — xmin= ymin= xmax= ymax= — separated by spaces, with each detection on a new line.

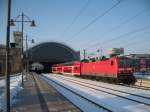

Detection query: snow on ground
xmin=41 ymin=74 xmax=109 ymax=112
xmin=53 ymin=73 xmax=150 ymax=98
xmin=0 ymin=74 xmax=22 ymax=111
xmin=134 ymin=72 xmax=150 ymax=79
xmin=42 ymin=73 xmax=150 ymax=112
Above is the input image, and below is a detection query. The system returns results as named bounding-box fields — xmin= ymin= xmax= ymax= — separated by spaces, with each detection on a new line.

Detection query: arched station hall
xmin=27 ymin=42 xmax=80 ymax=73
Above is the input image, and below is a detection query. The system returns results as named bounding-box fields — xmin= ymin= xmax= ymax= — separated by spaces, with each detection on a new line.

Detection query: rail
xmin=52 ymin=74 xmax=150 ymax=106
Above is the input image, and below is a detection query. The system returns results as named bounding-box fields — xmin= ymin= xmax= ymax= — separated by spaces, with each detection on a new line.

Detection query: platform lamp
xmin=25 ymin=35 xmax=35 ymax=74
xmin=10 ymin=13 xmax=36 ymax=87
xmin=5 ymin=0 xmax=11 ymax=112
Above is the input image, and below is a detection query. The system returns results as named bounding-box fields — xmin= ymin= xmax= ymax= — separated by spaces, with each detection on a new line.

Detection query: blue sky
xmin=0 ymin=0 xmax=150 ymax=56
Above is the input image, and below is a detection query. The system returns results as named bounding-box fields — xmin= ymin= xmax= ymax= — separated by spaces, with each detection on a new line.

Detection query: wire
xmin=123 ymin=39 xmax=150 ymax=53
xmin=80 ymin=7 xmax=150 ymax=48
xmin=123 ymin=38 xmax=150 ymax=48
xmin=103 ymin=25 xmax=150 ymax=44
xmin=109 ymin=31 xmax=150 ymax=47
xmin=61 ymin=0 xmax=90 ymax=39
xmin=84 ymin=24 xmax=150 ymax=50
xmin=65 ymin=0 xmax=122 ymax=42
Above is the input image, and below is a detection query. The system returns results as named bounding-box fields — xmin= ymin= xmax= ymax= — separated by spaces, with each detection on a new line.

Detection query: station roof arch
xmin=28 ymin=42 xmax=80 ymax=63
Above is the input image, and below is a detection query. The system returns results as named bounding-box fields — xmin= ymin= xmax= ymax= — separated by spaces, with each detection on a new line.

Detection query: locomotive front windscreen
xmin=118 ymin=58 xmax=132 ymax=67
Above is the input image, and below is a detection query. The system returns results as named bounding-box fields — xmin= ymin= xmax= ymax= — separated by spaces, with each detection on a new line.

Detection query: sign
xmin=107 ymin=48 xmax=124 ymax=55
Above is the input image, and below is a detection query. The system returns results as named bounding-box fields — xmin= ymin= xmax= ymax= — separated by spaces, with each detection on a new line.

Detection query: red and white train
xmin=52 ymin=61 xmax=80 ymax=75
xmin=51 ymin=56 xmax=136 ymax=84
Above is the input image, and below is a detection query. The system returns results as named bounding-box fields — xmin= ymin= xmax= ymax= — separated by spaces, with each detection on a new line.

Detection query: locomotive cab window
xmin=118 ymin=58 xmax=132 ymax=67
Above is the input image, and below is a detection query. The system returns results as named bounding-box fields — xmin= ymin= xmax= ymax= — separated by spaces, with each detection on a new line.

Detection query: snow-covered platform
xmin=0 ymin=74 xmax=22 ymax=111
xmin=11 ymin=73 xmax=80 ymax=112
xmin=41 ymin=73 xmax=150 ymax=112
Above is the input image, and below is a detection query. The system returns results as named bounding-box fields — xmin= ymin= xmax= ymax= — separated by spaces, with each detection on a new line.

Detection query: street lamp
xmin=10 ymin=13 xmax=36 ymax=86
xmin=5 ymin=0 xmax=11 ymax=112
xmin=24 ymin=35 xmax=35 ymax=74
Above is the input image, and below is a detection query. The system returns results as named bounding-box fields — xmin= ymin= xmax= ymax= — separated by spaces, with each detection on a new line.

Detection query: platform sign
xmin=140 ymin=59 xmax=146 ymax=72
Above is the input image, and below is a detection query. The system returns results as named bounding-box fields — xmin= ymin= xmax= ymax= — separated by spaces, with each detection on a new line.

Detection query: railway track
xmin=119 ymin=83 xmax=150 ymax=91
xmin=41 ymin=75 xmax=112 ymax=112
xmin=87 ymin=77 xmax=150 ymax=91
xmin=57 ymin=74 xmax=150 ymax=95
xmin=42 ymin=74 xmax=150 ymax=112
xmin=52 ymin=75 xmax=150 ymax=107
xmin=55 ymin=75 xmax=150 ymax=98
xmin=63 ymin=73 xmax=150 ymax=91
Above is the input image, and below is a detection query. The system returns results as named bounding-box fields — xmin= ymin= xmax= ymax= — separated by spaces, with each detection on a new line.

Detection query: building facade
xmin=0 ymin=31 xmax=22 ymax=76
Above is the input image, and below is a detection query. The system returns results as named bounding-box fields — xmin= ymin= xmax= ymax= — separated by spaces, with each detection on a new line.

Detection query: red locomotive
xmin=51 ymin=56 xmax=136 ymax=84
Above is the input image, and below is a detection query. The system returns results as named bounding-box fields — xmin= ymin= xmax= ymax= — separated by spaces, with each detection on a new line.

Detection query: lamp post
xmin=10 ymin=13 xmax=36 ymax=87
xmin=25 ymin=35 xmax=34 ymax=74
xmin=5 ymin=0 xmax=11 ymax=112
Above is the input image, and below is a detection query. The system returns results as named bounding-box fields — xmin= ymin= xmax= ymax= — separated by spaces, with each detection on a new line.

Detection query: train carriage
xmin=52 ymin=61 xmax=80 ymax=75
xmin=52 ymin=64 xmax=63 ymax=74
xmin=62 ymin=61 xmax=80 ymax=75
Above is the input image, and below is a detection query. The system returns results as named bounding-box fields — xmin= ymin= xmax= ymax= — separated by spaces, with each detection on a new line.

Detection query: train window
xmin=74 ymin=67 xmax=77 ymax=69
xmin=118 ymin=58 xmax=132 ymax=66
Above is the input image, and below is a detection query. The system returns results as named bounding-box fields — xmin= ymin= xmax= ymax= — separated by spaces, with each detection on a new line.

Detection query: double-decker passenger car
xmin=52 ymin=61 xmax=80 ymax=75
xmin=52 ymin=64 xmax=63 ymax=74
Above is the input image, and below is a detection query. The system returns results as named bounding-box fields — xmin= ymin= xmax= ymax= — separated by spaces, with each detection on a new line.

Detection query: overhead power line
xmin=84 ymin=24 xmax=150 ymax=50
xmin=123 ymin=39 xmax=150 ymax=48
xmin=80 ymin=7 xmax=150 ymax=48
xmin=123 ymin=39 xmax=150 ymax=53
xmin=61 ymin=0 xmax=90 ymax=38
xmin=102 ymin=25 xmax=150 ymax=44
xmin=66 ymin=0 xmax=123 ymax=42
xmin=110 ymin=31 xmax=150 ymax=47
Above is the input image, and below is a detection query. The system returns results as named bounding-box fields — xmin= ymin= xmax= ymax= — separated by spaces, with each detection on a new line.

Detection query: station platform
xmin=11 ymin=73 xmax=81 ymax=112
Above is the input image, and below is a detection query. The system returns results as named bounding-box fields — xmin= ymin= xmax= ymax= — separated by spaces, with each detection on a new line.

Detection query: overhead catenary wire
xmin=123 ymin=39 xmax=150 ymax=54
xmin=123 ymin=38 xmax=150 ymax=48
xmin=82 ymin=38 xmax=150 ymax=58
xmin=61 ymin=0 xmax=90 ymax=39
xmin=109 ymin=30 xmax=150 ymax=47
xmin=65 ymin=0 xmax=123 ymax=42
xmin=84 ymin=24 xmax=150 ymax=50
xmin=80 ymin=7 xmax=150 ymax=49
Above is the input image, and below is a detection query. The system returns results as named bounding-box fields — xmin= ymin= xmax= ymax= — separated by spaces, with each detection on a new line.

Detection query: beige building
xmin=0 ymin=31 xmax=22 ymax=76
xmin=13 ymin=31 xmax=22 ymax=48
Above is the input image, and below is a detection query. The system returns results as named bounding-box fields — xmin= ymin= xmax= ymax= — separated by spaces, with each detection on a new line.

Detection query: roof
xmin=126 ymin=54 xmax=150 ymax=58
xmin=28 ymin=42 xmax=80 ymax=63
